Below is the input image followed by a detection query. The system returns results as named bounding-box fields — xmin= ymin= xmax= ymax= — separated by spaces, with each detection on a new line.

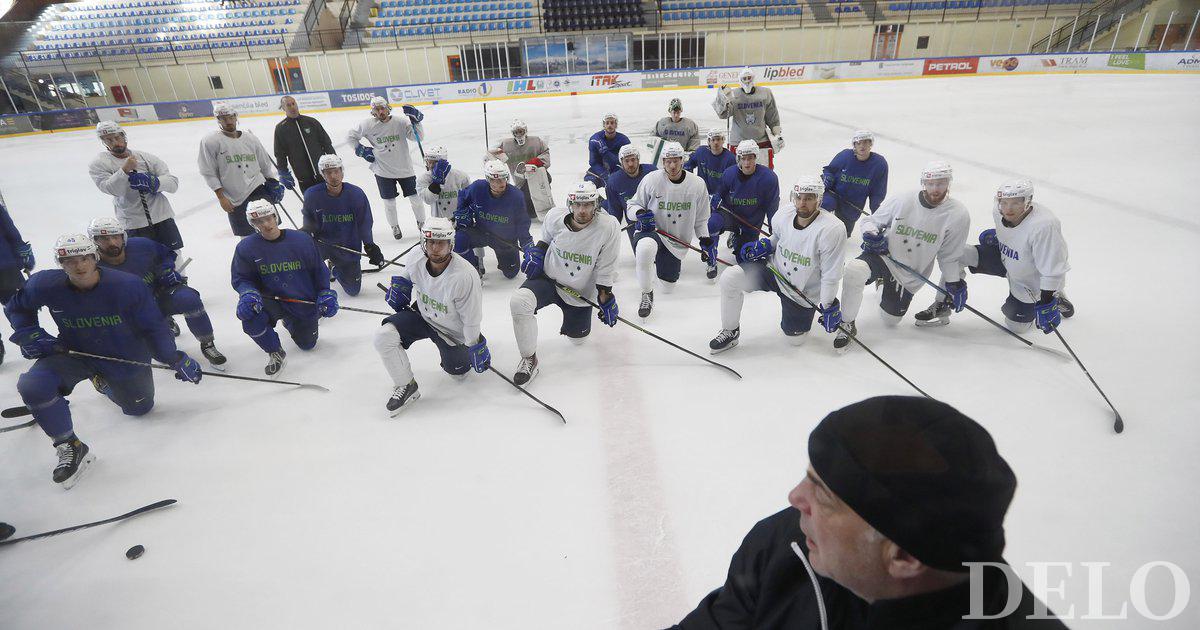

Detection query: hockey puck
xmin=125 ymin=544 xmax=145 ymax=560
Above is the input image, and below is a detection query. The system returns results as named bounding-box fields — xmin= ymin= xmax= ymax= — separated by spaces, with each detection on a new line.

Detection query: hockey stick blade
xmin=3 ymin=405 xmax=33 ymax=419
xmin=1 ymin=419 xmax=36 ymax=433
xmin=0 ymin=499 xmax=177 ymax=547
xmin=65 ymin=350 xmax=330 ymax=392
xmin=488 ymin=367 xmax=566 ymax=424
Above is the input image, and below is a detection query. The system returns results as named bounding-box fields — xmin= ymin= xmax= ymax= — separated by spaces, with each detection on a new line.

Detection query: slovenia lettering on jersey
xmin=999 ymin=241 xmax=1020 ymax=261
xmin=479 ymin=211 xmax=511 ymax=225
xmin=893 ymin=224 xmax=939 ymax=244
xmin=731 ymin=196 xmax=758 ymax=207
xmin=657 ymin=200 xmax=693 ymax=212
xmin=375 ymin=134 xmax=401 ymax=144
xmin=259 ymin=260 xmax=303 ymax=275
xmin=839 ymin=173 xmax=871 ymax=186
xmin=736 ymin=101 xmax=765 ymax=110
xmin=323 ymin=213 xmax=356 ymax=224
xmin=224 ymin=153 xmax=257 ymax=165
xmin=778 ymin=246 xmax=811 ymax=267
xmin=420 ymin=292 xmax=449 ymax=314
xmin=58 ymin=313 xmax=124 ymax=329
xmin=555 ymin=247 xmax=593 ymax=266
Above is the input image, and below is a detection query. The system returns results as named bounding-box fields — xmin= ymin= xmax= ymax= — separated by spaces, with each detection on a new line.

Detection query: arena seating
xmin=368 ymin=0 xmax=537 ymax=39
xmin=886 ymin=0 xmax=1087 ymax=10
xmin=24 ymin=0 xmax=303 ymax=61
xmin=659 ymin=0 xmax=802 ymax=22
xmin=542 ymin=0 xmax=644 ymax=32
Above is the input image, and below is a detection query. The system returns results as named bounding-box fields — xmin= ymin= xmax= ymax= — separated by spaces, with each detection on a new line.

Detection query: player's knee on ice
xmin=843 ymin=258 xmax=871 ymax=287
xmin=786 ymin=331 xmax=808 ymax=346
xmin=1005 ymin=318 xmax=1033 ymax=334
xmin=879 ymin=310 xmax=903 ymax=327
xmin=286 ymin=319 xmax=319 ymax=350
xmin=510 ymin=288 xmax=537 ymax=318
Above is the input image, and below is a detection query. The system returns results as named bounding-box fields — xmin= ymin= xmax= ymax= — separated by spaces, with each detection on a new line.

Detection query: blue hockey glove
xmin=861 ymin=228 xmax=888 ymax=255
xmin=128 ymin=171 xmax=160 ymax=194
xmin=979 ymin=228 xmax=998 ymax=248
xmin=709 ymin=194 xmax=722 ymax=213
xmin=740 ymin=238 xmax=773 ymax=262
xmin=1035 ymin=296 xmax=1061 ymax=334
xmin=264 ymin=179 xmax=286 ymax=204
xmin=16 ymin=241 xmax=34 ymax=271
xmin=453 ymin=202 xmax=477 ymax=228
xmin=354 ymin=144 xmax=375 ymax=163
xmin=818 ymin=299 xmax=843 ymax=334
xmin=12 ymin=326 xmax=60 ymax=359
xmin=634 ymin=209 xmax=656 ymax=233
xmin=236 ymin=290 xmax=264 ymax=321
xmin=317 ymin=289 xmax=339 ymax=318
xmin=597 ymin=290 xmax=619 ymax=327
xmin=157 ymin=264 xmax=184 ymax=289
xmin=468 ymin=337 xmax=491 ymax=373
xmin=945 ymin=280 xmax=968 ymax=313
xmin=431 ymin=159 xmax=451 ymax=186
xmin=172 ymin=351 xmax=203 ymax=384
xmin=822 ymin=172 xmax=837 ymax=189
xmin=386 ymin=275 xmax=413 ymax=311
xmin=402 ymin=104 xmax=424 ymax=124
xmin=699 ymin=236 xmax=718 ymax=265
xmin=520 ymin=244 xmax=545 ymax=278
xmin=278 ymin=166 xmax=296 ymax=190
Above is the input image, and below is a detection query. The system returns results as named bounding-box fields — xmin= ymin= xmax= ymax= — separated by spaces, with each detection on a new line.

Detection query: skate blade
xmin=914 ymin=318 xmax=950 ymax=328
xmin=60 ymin=452 xmax=96 ymax=491
xmin=834 ymin=342 xmax=851 ymax=355
xmin=710 ymin=339 xmax=739 ymax=355
xmin=514 ymin=366 xmax=539 ymax=387
xmin=388 ymin=390 xmax=421 ymax=417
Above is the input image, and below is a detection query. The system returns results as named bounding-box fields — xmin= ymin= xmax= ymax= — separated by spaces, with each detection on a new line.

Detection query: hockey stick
xmin=363 ymin=240 xmax=421 ymax=274
xmin=483 ymin=102 xmax=490 ymax=149
xmin=650 ymin=227 xmax=736 ymax=267
xmin=1053 ymin=329 xmax=1125 ymax=434
xmin=270 ymin=295 xmax=392 ymax=317
xmin=314 ymin=238 xmax=405 ymax=272
xmin=716 ymin=202 xmax=771 ymax=236
xmin=66 ymin=350 xmax=329 ymax=392
xmin=2 ymin=406 xmax=33 ymax=419
xmin=551 ymin=281 xmax=742 ymax=380
xmin=765 ymin=264 xmax=932 ymax=398
xmin=372 ymin=283 xmax=565 ymax=423
xmin=1 ymin=418 xmax=35 ymax=432
xmin=0 ymin=499 xmax=177 ymax=547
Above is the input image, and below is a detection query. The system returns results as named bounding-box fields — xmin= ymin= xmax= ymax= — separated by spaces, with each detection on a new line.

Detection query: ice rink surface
xmin=1 ymin=73 xmax=1198 ymax=628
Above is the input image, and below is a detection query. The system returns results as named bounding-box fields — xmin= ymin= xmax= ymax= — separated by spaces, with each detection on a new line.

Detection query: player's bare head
xmin=370 ymin=96 xmax=391 ymax=121
xmin=510 ymin=119 xmax=528 ymax=145
xmin=852 ymin=130 xmax=874 ymax=159
xmin=484 ymin=159 xmax=509 ymax=194
xmin=602 ymin=113 xmax=618 ymax=134
xmin=54 ymin=233 xmax=99 ymax=277
xmin=87 ymin=216 xmax=127 ymax=258
xmin=791 ymin=176 xmax=824 ymax=217
xmin=707 ymin=127 xmax=727 ymax=152
xmin=738 ymin=67 xmax=755 ymax=93
xmin=567 ymin=181 xmax=600 ymax=226
xmin=619 ymin=144 xmax=640 ymax=176
xmin=280 ymin=95 xmax=300 ymax=118
xmin=319 ymin=154 xmax=344 ymax=187
xmin=214 ymin=104 xmax=238 ymax=133
xmin=660 ymin=142 xmax=686 ymax=177
xmin=667 ymin=98 xmax=683 ymax=119
xmin=421 ymin=217 xmax=455 ymax=264
xmin=424 ymin=145 xmax=448 ymax=171
xmin=736 ymin=140 xmax=759 ymax=173
xmin=246 ymin=200 xmax=280 ymax=236
xmin=95 ymin=121 xmax=127 ymax=155
xmin=920 ymin=161 xmax=953 ymax=205
xmin=996 ymin=179 xmax=1034 ymax=222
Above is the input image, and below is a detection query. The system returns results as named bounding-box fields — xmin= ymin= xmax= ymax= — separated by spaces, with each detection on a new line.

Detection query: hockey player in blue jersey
xmin=821 ymin=129 xmax=889 ymax=236
xmin=684 ymin=127 xmax=737 ymax=194
xmin=0 ymin=200 xmax=35 ymax=365
xmin=232 ymin=200 xmax=338 ymax=376
xmin=301 ymin=154 xmax=384 ymax=296
xmin=453 ymin=160 xmax=533 ymax=280
xmin=585 ymin=113 xmax=631 ymax=188
xmin=602 ymin=144 xmax=655 ymax=224
xmin=88 ymin=216 xmax=226 ymax=368
xmin=5 ymin=233 xmax=202 ymax=488
xmin=706 ymin=140 xmax=780 ymax=278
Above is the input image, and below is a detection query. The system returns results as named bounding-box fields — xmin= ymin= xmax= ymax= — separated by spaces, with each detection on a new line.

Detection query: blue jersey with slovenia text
xmin=457 ymin=179 xmax=533 ymax=247
xmin=231 ymin=229 xmax=330 ymax=320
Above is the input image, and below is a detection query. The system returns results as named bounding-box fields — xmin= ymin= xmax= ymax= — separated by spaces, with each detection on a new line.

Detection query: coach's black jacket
xmin=668 ymin=507 xmax=1069 ymax=630
xmin=273 ymin=114 xmax=335 ymax=191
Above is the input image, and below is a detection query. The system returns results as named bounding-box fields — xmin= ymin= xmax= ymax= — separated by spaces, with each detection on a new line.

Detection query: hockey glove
xmin=818 ymin=299 xmax=844 ymax=334
xmin=822 ymin=172 xmax=837 ymax=190
xmin=698 ymin=236 xmax=718 ymax=265
xmin=402 ymin=104 xmax=424 ymax=124
xmin=597 ymin=290 xmax=619 ymax=327
xmin=709 ymin=194 xmax=722 ymax=213
xmin=386 ymin=276 xmax=413 ymax=312
xmin=453 ymin=202 xmax=477 ymax=229
xmin=1034 ymin=295 xmax=1061 ymax=334
xmin=978 ymin=228 xmax=999 ymax=248
xmin=772 ymin=135 xmax=785 ymax=153
xmin=264 ymin=179 xmax=286 ymax=204
xmin=634 ymin=209 xmax=656 ymax=233
xmin=157 ymin=264 xmax=184 ymax=289
xmin=945 ymin=280 xmax=968 ymax=313
xmin=364 ymin=242 xmax=385 ymax=267
xmin=527 ymin=157 xmax=545 ymax=169
xmin=317 ymin=289 xmax=339 ymax=318
xmin=520 ymin=244 xmax=545 ymax=279
xmin=172 ymin=351 xmax=203 ymax=384
xmin=430 ymin=159 xmax=451 ymax=186
xmin=128 ymin=171 xmax=160 ymax=194
xmin=278 ymin=167 xmax=296 ymax=190
xmin=236 ymin=290 xmax=264 ymax=321
xmin=861 ymin=229 xmax=888 ymax=255
xmin=16 ymin=241 xmax=34 ymax=271
xmin=468 ymin=337 xmax=491 ymax=373
xmin=583 ymin=170 xmax=606 ymax=189
xmin=354 ymin=144 xmax=376 ymax=163
xmin=11 ymin=326 xmax=60 ymax=359
xmin=740 ymin=238 xmax=773 ymax=263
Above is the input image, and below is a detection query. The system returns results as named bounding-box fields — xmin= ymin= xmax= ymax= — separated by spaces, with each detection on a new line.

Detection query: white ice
xmin=0 ymin=74 xmax=1198 ymax=628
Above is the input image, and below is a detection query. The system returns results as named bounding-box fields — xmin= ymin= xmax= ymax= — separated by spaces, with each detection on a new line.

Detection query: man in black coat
xmin=273 ymin=95 xmax=336 ymax=194
xmin=670 ymin=396 xmax=1069 ymax=629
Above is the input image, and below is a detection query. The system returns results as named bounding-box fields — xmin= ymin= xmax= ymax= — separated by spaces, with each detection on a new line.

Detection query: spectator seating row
xmin=368 ymin=19 xmax=534 ymax=37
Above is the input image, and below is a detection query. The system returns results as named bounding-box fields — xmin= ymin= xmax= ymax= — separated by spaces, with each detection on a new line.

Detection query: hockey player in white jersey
xmin=375 ymin=217 xmax=490 ymax=416
xmin=624 ymin=141 xmax=713 ymax=318
xmin=197 ymin=105 xmax=286 ymax=237
xmin=488 ymin=119 xmax=552 ymax=219
xmin=712 ymin=67 xmax=784 ymax=168
xmin=416 ymin=145 xmax=472 ymax=219
xmin=918 ymin=180 xmax=1073 ymax=333
xmin=509 ymin=182 xmax=621 ymax=385
xmin=347 ymin=96 xmax=427 ymax=239
xmin=651 ymin=98 xmax=701 ymax=156
xmin=839 ymin=161 xmax=971 ymax=348
xmin=710 ymin=176 xmax=846 ymax=353
xmin=89 ymin=122 xmax=185 ymax=252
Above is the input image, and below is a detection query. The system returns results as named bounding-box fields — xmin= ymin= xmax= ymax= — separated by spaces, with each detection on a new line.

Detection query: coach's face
xmin=281 ymin=96 xmax=300 ymax=118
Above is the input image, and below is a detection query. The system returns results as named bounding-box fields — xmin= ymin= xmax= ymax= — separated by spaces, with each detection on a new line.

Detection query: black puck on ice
xmin=125 ymin=544 xmax=145 ymax=560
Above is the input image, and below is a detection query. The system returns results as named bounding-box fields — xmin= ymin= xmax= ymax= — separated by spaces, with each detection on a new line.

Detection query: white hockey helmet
xmin=706 ymin=127 xmax=727 ymax=141
xmin=510 ymin=119 xmax=527 ymax=134
xmin=245 ymin=199 xmax=278 ymax=230
xmin=422 ymin=217 xmax=455 ymax=242
xmin=567 ymin=181 xmax=601 ymax=207
xmin=483 ymin=159 xmax=510 ymax=181
xmin=213 ymin=103 xmax=236 ymax=118
xmin=618 ymin=144 xmax=640 ymax=161
xmin=920 ymin=160 xmax=954 ymax=183
xmin=735 ymin=139 xmax=759 ymax=159
xmin=95 ymin=120 xmax=124 ymax=138
xmin=318 ymin=154 xmax=344 ymax=172
xmin=851 ymin=129 xmax=874 ymax=144
xmin=54 ymin=233 xmax=99 ymax=263
xmin=996 ymin=179 xmax=1034 ymax=209
xmin=738 ymin=67 xmax=755 ymax=92
xmin=424 ymin=145 xmax=448 ymax=162
xmin=790 ymin=175 xmax=825 ymax=204
xmin=369 ymin=96 xmax=390 ymax=110
xmin=601 ymin=112 xmax=619 ymax=124
xmin=87 ymin=216 xmax=126 ymax=240
xmin=660 ymin=141 xmax=686 ymax=161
